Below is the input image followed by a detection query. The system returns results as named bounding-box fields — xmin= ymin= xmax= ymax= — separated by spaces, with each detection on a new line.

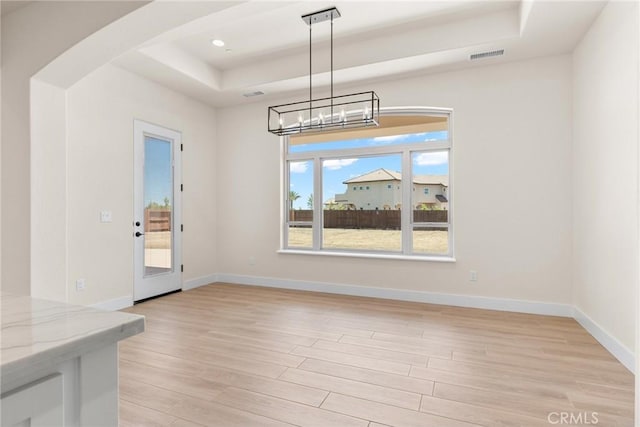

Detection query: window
xmin=283 ymin=109 xmax=452 ymax=258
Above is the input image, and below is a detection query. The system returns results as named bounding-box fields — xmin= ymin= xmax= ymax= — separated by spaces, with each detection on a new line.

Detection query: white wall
xmin=216 ymin=55 xmax=573 ymax=305
xmin=2 ymin=0 xmax=226 ymax=296
xmin=65 ymin=64 xmax=217 ymax=306
xmin=572 ymin=1 xmax=639 ymax=355
xmin=1 ymin=1 xmax=144 ymax=294
xmin=30 ymin=80 xmax=68 ymax=301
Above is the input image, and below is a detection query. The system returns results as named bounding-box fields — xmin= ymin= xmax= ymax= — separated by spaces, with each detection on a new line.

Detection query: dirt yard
xmin=288 ymin=228 xmax=448 ymax=254
xmin=145 ymin=231 xmax=172 ymax=249
xmin=147 ymin=229 xmax=448 ymax=254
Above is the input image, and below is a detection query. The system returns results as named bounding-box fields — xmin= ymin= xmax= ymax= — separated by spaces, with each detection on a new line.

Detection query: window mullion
xmin=312 ymin=157 xmax=322 ymax=251
xmin=282 ymin=137 xmax=289 ymax=248
xmin=401 ymin=149 xmax=412 ymax=254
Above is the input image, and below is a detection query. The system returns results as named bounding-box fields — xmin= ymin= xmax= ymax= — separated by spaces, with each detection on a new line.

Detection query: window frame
xmin=281 ymin=107 xmax=454 ymax=261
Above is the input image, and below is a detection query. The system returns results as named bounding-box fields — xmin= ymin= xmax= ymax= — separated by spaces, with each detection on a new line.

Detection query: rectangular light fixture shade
xmin=268 ymin=91 xmax=380 ymax=136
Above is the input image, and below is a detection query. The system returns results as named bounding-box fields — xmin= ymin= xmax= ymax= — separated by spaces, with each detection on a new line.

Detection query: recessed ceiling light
xmin=211 ymin=39 xmax=225 ymax=47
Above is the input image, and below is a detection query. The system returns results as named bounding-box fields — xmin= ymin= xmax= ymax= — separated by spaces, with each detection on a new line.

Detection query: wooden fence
xmin=291 ymin=210 xmax=447 ymax=229
xmin=144 ymin=208 xmax=446 ymax=232
xmin=145 ymin=209 xmax=171 ymax=232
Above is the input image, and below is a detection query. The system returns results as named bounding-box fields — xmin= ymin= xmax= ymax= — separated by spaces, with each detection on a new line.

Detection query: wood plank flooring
xmin=119 ymin=283 xmax=634 ymax=426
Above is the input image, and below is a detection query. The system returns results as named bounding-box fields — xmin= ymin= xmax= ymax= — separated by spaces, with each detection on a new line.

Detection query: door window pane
xmin=144 ymin=136 xmax=173 ymax=276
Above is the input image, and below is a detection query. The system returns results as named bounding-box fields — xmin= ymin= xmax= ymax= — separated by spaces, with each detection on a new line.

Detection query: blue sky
xmin=289 ymin=131 xmax=449 ymax=209
xmin=144 ymin=136 xmax=173 ymax=208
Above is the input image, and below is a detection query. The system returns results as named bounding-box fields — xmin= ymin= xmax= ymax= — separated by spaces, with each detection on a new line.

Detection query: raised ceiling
xmin=0 ymin=1 xmax=34 ymax=17
xmin=113 ymin=1 xmax=606 ymax=108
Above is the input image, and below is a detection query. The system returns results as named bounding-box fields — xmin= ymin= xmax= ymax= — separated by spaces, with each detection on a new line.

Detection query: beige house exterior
xmin=333 ymin=168 xmax=448 ymax=210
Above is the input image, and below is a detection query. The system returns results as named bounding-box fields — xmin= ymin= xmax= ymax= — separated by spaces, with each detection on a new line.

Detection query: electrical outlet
xmin=248 ymin=256 xmax=256 ymax=266
xmin=100 ymin=210 xmax=112 ymax=223
xmin=76 ymin=279 xmax=86 ymax=291
xmin=469 ymin=270 xmax=478 ymax=282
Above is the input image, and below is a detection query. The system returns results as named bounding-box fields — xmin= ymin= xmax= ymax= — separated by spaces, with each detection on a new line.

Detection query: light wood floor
xmin=119 ymin=283 xmax=634 ymax=426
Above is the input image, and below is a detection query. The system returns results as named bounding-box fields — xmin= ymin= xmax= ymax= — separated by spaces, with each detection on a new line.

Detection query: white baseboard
xmin=573 ymin=307 xmax=634 ymax=373
xmin=215 ymin=273 xmax=573 ymax=317
xmin=90 ymin=295 xmax=133 ymax=311
xmin=183 ymin=273 xmax=219 ymax=291
xmin=88 ymin=275 xmax=218 ymax=311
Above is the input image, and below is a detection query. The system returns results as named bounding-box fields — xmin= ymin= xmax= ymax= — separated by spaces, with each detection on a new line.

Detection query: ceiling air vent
xmin=243 ymin=91 xmax=264 ymax=98
xmin=469 ymin=49 xmax=504 ymax=61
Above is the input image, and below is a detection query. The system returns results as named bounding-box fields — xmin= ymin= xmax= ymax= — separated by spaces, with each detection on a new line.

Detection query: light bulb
xmin=340 ymin=110 xmax=346 ymax=122
xmin=319 ymin=112 xmax=324 ymax=124
xmin=298 ymin=115 xmax=303 ymax=126
xmin=279 ymin=118 xmax=283 ymax=129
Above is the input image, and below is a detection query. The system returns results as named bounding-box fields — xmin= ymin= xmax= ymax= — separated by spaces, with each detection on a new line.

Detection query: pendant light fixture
xmin=267 ymin=7 xmax=380 ymax=136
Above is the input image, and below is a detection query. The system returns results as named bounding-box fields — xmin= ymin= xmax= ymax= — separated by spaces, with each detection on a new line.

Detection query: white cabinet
xmin=1 ymin=374 xmax=63 ymax=427
xmin=0 ymin=294 xmax=144 ymax=427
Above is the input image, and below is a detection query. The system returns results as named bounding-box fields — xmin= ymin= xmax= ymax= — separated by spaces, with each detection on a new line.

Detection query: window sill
xmin=277 ymin=249 xmax=456 ymax=263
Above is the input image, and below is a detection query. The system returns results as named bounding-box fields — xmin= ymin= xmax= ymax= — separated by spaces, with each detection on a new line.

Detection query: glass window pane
xmin=290 ymin=115 xmax=449 ymax=154
xmin=288 ymin=160 xmax=313 ymax=249
xmin=144 ymin=136 xmax=173 ymax=276
xmin=288 ymin=160 xmax=314 ymax=221
xmin=322 ymin=155 xmax=401 ymax=252
xmin=412 ymin=151 xmax=449 ymax=222
xmin=413 ymin=226 xmax=449 ymax=254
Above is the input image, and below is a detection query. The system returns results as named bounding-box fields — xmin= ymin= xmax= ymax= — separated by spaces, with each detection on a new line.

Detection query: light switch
xmin=100 ymin=211 xmax=112 ymax=223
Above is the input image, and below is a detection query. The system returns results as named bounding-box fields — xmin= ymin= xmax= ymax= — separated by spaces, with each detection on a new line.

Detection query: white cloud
xmin=373 ymin=135 xmax=409 ymax=142
xmin=370 ymin=134 xmax=410 ymax=145
xmin=413 ymin=151 xmax=448 ymax=166
xmin=290 ymin=161 xmax=309 ymax=173
xmin=369 ymin=132 xmax=430 ymax=146
xmin=323 ymin=158 xmax=358 ymax=170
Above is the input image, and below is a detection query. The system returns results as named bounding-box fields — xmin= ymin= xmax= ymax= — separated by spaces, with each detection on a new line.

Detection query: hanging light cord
xmin=309 ymin=23 xmax=312 ymax=123
xmin=330 ymin=13 xmax=334 ymax=124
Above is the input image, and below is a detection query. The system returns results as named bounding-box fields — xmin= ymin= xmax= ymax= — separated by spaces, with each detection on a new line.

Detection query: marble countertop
xmin=1 ymin=293 xmax=144 ymax=387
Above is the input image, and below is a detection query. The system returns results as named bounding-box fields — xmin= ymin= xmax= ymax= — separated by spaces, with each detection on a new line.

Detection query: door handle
xmin=135 ymin=231 xmax=144 ymax=237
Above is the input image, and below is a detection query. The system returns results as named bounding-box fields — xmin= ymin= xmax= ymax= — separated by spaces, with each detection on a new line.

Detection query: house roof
xmin=414 ymin=175 xmax=449 ymax=186
xmin=344 ymin=168 xmax=400 ymax=184
xmin=344 ymin=168 xmax=448 ymax=186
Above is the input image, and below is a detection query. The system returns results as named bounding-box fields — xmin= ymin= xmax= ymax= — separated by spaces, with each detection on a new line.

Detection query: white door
xmin=133 ymin=120 xmax=182 ymax=301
